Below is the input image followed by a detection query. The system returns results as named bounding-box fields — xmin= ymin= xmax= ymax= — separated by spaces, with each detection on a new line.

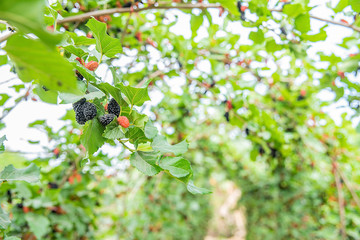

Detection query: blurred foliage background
xmin=1 ymin=0 xmax=360 ymax=239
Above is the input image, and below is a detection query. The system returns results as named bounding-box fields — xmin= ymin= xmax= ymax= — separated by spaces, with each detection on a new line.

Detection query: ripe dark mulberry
xmin=224 ymin=112 xmax=230 ymax=122
xmin=108 ymin=98 xmax=120 ymax=117
xmin=76 ymin=71 xmax=84 ymax=81
xmin=99 ymin=114 xmax=116 ymax=126
xmin=75 ymin=103 xmax=87 ymax=125
xmin=83 ymin=102 xmax=97 ymax=121
xmin=73 ymin=98 xmax=86 ymax=112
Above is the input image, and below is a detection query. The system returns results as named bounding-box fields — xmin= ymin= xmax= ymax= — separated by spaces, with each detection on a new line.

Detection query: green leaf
xmin=28 ymin=120 xmax=46 ymax=128
xmin=95 ymin=83 xmax=127 ymax=107
xmin=110 ymin=67 xmax=121 ymax=85
xmin=11 ymin=84 xmax=25 ymax=92
xmin=119 ymin=83 xmax=150 ymax=106
xmin=265 ymin=39 xmax=282 ymax=52
xmin=283 ymin=4 xmax=304 ymax=18
xmin=125 ymin=127 xmax=148 ymax=145
xmin=187 ymin=180 xmax=212 ymax=194
xmin=64 ymin=45 xmax=89 ymax=58
xmin=25 ymin=213 xmax=50 ymax=239
xmin=152 ymin=136 xmax=188 ymax=156
xmin=130 ymin=110 xmax=148 ymax=128
xmin=191 ymin=14 xmax=203 ymax=37
xmin=159 ymin=156 xmax=192 ymax=180
xmin=145 ymin=121 xmax=158 ymax=139
xmin=86 ymin=18 xmax=122 ymax=58
xmin=81 ymin=118 xmax=106 ymax=155
xmin=0 ymin=0 xmax=62 ymax=46
xmin=302 ymin=27 xmax=327 ymax=42
xmin=80 ymin=158 xmax=90 ymax=168
xmin=72 ymin=62 xmax=97 ymax=83
xmin=249 ymin=29 xmax=265 ymax=44
xmin=0 ymin=55 xmax=7 ymax=66
xmin=0 ymin=23 xmax=6 ymax=31
xmin=0 ymin=135 xmax=6 ymax=153
xmin=0 ymin=163 xmax=40 ymax=183
xmin=103 ymin=125 xmax=125 ymax=139
xmin=0 ymin=94 xmax=10 ymax=106
xmin=66 ymin=32 xmax=96 ymax=45
xmin=350 ymin=0 xmax=360 ymax=11
xmin=130 ymin=151 xmax=162 ymax=176
xmin=295 ymin=14 xmax=311 ymax=33
xmin=334 ymin=0 xmax=348 ymax=13
xmin=59 ymin=91 xmax=105 ymax=104
xmin=0 ymin=207 xmax=11 ymax=229
xmin=4 ymin=35 xmax=78 ymax=93
xmin=217 ymin=0 xmax=239 ymax=16
xmin=33 ymin=85 xmax=58 ymax=104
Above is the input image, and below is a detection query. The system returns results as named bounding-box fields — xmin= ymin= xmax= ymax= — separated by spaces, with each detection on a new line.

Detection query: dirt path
xmin=205 ymin=180 xmax=246 ymax=240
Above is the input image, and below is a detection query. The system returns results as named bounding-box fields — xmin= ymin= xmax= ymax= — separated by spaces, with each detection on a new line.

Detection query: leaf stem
xmin=119 ymin=141 xmax=134 ymax=152
xmin=129 ymin=104 xmax=133 ymax=115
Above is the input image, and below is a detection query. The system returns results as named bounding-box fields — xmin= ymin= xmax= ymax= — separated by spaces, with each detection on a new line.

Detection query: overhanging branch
xmin=56 ymin=3 xmax=221 ymax=24
xmin=0 ymin=3 xmax=359 ymax=44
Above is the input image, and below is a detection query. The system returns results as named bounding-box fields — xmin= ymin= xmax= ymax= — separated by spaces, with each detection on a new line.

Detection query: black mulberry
xmin=108 ymin=98 xmax=120 ymax=117
xmin=75 ymin=103 xmax=87 ymax=125
xmin=224 ymin=112 xmax=230 ymax=122
xmin=76 ymin=71 xmax=84 ymax=81
xmin=99 ymin=114 xmax=116 ymax=126
xmin=73 ymin=98 xmax=86 ymax=112
xmin=83 ymin=102 xmax=97 ymax=121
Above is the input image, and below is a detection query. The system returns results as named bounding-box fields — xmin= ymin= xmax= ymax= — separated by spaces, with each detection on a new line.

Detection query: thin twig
xmin=269 ymin=8 xmax=360 ymax=32
xmin=59 ymin=162 xmax=77 ymax=188
xmin=0 ymin=86 xmax=31 ymax=121
xmin=0 ymin=77 xmax=18 ymax=86
xmin=333 ymin=160 xmax=347 ymax=239
xmin=136 ymin=70 xmax=163 ymax=87
xmin=0 ymin=32 xmax=15 ymax=43
xmin=121 ymin=13 xmax=132 ymax=46
xmin=337 ymin=168 xmax=360 ymax=211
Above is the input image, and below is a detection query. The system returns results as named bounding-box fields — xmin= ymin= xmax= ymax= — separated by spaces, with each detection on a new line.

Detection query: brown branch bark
xmin=56 ymin=3 xmax=221 ymax=24
xmin=0 ymin=4 xmax=358 ymax=44
xmin=120 ymin=13 xmax=132 ymax=47
xmin=57 ymin=5 xmax=360 ymax=33
xmin=337 ymin=168 xmax=360 ymax=211
xmin=269 ymin=8 xmax=360 ymax=32
xmin=136 ymin=70 xmax=163 ymax=87
xmin=0 ymin=31 xmax=15 ymax=43
xmin=0 ymin=86 xmax=31 ymax=121
xmin=333 ymin=161 xmax=347 ymax=240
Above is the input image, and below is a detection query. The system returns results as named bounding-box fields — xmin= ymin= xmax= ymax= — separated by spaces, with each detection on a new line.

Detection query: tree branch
xmin=0 ymin=86 xmax=31 ymax=121
xmin=56 ymin=3 xmax=221 ymax=24
xmin=0 ymin=32 xmax=15 ymax=44
xmin=337 ymin=168 xmax=360 ymax=211
xmin=136 ymin=70 xmax=163 ymax=87
xmin=0 ymin=4 xmax=358 ymax=44
xmin=269 ymin=8 xmax=360 ymax=32
xmin=333 ymin=160 xmax=347 ymax=239
xmin=120 ymin=13 xmax=132 ymax=47
xmin=0 ymin=77 xmax=18 ymax=86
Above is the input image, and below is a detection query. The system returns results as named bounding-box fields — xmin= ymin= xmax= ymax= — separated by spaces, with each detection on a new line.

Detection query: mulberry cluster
xmin=73 ymin=98 xmax=97 ymax=125
xmin=98 ymin=98 xmax=129 ymax=127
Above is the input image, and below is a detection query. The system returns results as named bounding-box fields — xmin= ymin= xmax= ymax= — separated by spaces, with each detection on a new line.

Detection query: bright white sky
xmin=0 ymin=0 xmax=358 ymax=156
